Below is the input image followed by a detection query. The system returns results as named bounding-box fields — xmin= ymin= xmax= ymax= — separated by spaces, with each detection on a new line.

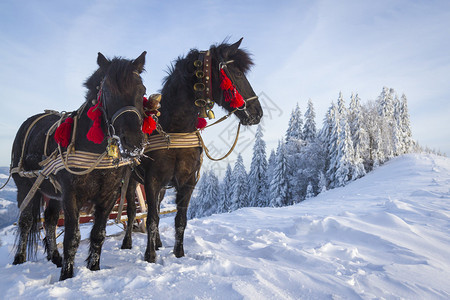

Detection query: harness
xmin=11 ymin=77 xmax=145 ymax=212
xmin=146 ymin=49 xmax=258 ymax=161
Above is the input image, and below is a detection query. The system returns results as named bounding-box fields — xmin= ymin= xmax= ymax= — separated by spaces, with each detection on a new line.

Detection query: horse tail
xmin=27 ymin=196 xmax=42 ymax=260
xmin=13 ymin=194 xmax=42 ymax=261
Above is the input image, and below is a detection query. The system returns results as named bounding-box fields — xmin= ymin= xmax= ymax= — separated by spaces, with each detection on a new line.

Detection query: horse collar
xmin=194 ymin=51 xmax=215 ymax=120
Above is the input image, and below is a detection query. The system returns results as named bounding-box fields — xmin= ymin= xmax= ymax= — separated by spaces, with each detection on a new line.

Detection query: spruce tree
xmin=270 ymin=141 xmax=289 ymax=207
xmin=303 ymin=99 xmax=317 ymax=144
xmin=335 ymin=110 xmax=356 ymax=186
xmin=187 ymin=172 xmax=208 ymax=219
xmin=202 ymin=170 xmax=220 ymax=217
xmin=219 ymin=164 xmax=233 ymax=213
xmin=285 ymin=103 xmax=304 ymax=142
xmin=348 ymin=93 xmax=367 ymax=177
xmin=400 ymin=94 xmax=413 ymax=153
xmin=325 ymin=103 xmax=340 ymax=188
xmin=265 ymin=149 xmax=277 ymax=207
xmin=230 ymin=153 xmax=249 ymax=211
xmin=248 ymin=125 xmax=268 ymax=207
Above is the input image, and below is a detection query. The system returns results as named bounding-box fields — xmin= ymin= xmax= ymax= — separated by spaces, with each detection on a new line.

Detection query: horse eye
xmin=236 ymin=71 xmax=243 ymax=77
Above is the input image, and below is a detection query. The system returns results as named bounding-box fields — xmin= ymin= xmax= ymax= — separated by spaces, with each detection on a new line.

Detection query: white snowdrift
xmin=0 ymin=153 xmax=449 ymax=299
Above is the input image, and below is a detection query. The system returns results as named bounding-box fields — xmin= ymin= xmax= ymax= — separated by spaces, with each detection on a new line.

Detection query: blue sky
xmin=1 ymin=0 xmax=449 ymax=172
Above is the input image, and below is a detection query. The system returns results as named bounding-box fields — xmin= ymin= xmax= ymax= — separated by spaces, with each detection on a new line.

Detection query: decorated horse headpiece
xmin=54 ymin=77 xmax=158 ymax=154
xmin=193 ymin=50 xmax=255 ymax=129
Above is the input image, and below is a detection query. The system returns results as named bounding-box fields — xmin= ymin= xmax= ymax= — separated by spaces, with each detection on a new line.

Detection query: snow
xmin=0 ymin=153 xmax=449 ymax=299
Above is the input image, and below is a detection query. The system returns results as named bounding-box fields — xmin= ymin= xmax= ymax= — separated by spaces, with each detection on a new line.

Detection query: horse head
xmin=208 ymin=38 xmax=263 ymax=125
xmin=92 ymin=52 xmax=147 ymax=158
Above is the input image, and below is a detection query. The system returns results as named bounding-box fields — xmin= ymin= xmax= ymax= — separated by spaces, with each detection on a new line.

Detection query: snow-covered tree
xmin=219 ymin=164 xmax=233 ymax=213
xmin=399 ymin=94 xmax=414 ymax=153
xmin=376 ymin=87 xmax=396 ymax=161
xmin=348 ymin=93 xmax=367 ymax=177
xmin=230 ymin=153 xmax=249 ymax=211
xmin=303 ymin=99 xmax=317 ymax=143
xmin=325 ymin=103 xmax=340 ymax=188
xmin=248 ymin=125 xmax=268 ymax=207
xmin=188 ymin=172 xmax=208 ymax=219
xmin=269 ymin=141 xmax=290 ymax=207
xmin=285 ymin=103 xmax=304 ymax=142
xmin=265 ymin=149 xmax=276 ymax=207
xmin=188 ymin=170 xmax=220 ymax=219
xmin=334 ymin=109 xmax=356 ymax=187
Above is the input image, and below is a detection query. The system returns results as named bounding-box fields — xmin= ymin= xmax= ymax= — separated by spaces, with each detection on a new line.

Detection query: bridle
xmin=193 ymin=50 xmax=259 ymax=121
xmin=95 ymin=74 xmax=145 ymax=158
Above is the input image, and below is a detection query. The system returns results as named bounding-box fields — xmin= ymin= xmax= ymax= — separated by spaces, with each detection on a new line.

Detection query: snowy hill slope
xmin=0 ymin=153 xmax=449 ymax=299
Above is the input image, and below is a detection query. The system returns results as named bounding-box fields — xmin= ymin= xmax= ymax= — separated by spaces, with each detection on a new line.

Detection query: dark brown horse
xmin=121 ymin=38 xmax=263 ymax=263
xmin=11 ymin=52 xmax=147 ymax=280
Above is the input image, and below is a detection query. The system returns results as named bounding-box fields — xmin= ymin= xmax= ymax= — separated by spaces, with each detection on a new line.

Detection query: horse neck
xmin=73 ymin=101 xmax=108 ymax=153
xmin=159 ymin=74 xmax=199 ymax=133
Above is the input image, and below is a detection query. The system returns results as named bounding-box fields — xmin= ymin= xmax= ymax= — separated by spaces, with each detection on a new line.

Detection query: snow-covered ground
xmin=0 ymin=153 xmax=449 ymax=299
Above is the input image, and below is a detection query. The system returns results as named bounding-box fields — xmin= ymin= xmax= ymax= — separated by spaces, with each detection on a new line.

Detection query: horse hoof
xmin=156 ymin=238 xmax=163 ymax=250
xmin=144 ymin=251 xmax=156 ymax=263
xmin=60 ymin=269 xmax=73 ymax=281
xmin=52 ymin=256 xmax=63 ymax=268
xmin=174 ymin=245 xmax=184 ymax=258
xmin=13 ymin=254 xmax=26 ymax=265
xmin=121 ymin=238 xmax=132 ymax=249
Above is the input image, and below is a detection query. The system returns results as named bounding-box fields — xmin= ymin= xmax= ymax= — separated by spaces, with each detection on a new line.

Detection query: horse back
xmin=12 ymin=113 xmax=60 ymax=171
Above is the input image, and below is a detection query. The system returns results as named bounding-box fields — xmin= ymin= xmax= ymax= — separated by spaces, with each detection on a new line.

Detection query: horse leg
xmin=86 ymin=197 xmax=117 ymax=271
xmin=174 ymin=178 xmax=196 ymax=258
xmin=13 ymin=184 xmax=41 ymax=265
xmin=121 ymin=180 xmax=137 ymax=249
xmin=155 ymin=188 xmax=166 ymax=250
xmin=60 ymin=195 xmax=81 ymax=281
xmin=43 ymin=199 xmax=62 ymax=267
xmin=144 ymin=178 xmax=163 ymax=263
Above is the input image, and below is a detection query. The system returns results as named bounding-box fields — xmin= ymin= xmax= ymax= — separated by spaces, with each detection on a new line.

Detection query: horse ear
xmin=132 ymin=51 xmax=147 ymax=74
xmin=227 ymin=37 xmax=243 ymax=55
xmin=97 ymin=52 xmax=111 ymax=70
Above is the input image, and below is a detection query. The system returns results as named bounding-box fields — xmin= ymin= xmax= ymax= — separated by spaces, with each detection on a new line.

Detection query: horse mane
xmin=211 ymin=41 xmax=254 ymax=73
xmin=83 ymin=57 xmax=145 ymax=103
xmin=160 ymin=41 xmax=254 ymax=111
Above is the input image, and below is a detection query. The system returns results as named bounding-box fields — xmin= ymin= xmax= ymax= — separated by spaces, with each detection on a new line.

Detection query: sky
xmin=1 ymin=0 xmax=449 ymax=172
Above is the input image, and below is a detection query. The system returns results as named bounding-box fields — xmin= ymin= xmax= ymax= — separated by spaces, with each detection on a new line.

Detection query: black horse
xmin=121 ymin=38 xmax=263 ymax=263
xmin=11 ymin=52 xmax=147 ymax=280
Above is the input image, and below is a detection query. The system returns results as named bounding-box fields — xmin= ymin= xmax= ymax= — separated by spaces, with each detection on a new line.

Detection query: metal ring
xmin=193 ymin=60 xmax=203 ymax=67
xmin=237 ymin=100 xmax=247 ymax=111
xmin=195 ymin=70 xmax=204 ymax=78
xmin=193 ymin=83 xmax=205 ymax=91
xmin=195 ymin=99 xmax=207 ymax=107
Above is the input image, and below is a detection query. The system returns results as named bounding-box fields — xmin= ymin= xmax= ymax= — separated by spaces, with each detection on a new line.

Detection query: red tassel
xmin=142 ymin=116 xmax=156 ymax=135
xmin=196 ymin=117 xmax=207 ymax=129
xmin=230 ymin=91 xmax=245 ymax=108
xmin=87 ymin=102 xmax=102 ymax=120
xmin=86 ymin=119 xmax=104 ymax=144
xmin=220 ymin=69 xmax=245 ymax=108
xmin=220 ymin=69 xmax=234 ymax=90
xmin=86 ymin=102 xmax=104 ymax=144
xmin=54 ymin=117 xmax=73 ymax=147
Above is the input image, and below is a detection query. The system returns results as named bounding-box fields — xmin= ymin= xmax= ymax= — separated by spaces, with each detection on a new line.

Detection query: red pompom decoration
xmin=219 ymin=69 xmax=245 ymax=108
xmin=86 ymin=102 xmax=104 ymax=144
xmin=196 ymin=117 xmax=207 ymax=130
xmin=220 ymin=69 xmax=234 ymax=90
xmin=142 ymin=116 xmax=156 ymax=135
xmin=54 ymin=117 xmax=73 ymax=147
